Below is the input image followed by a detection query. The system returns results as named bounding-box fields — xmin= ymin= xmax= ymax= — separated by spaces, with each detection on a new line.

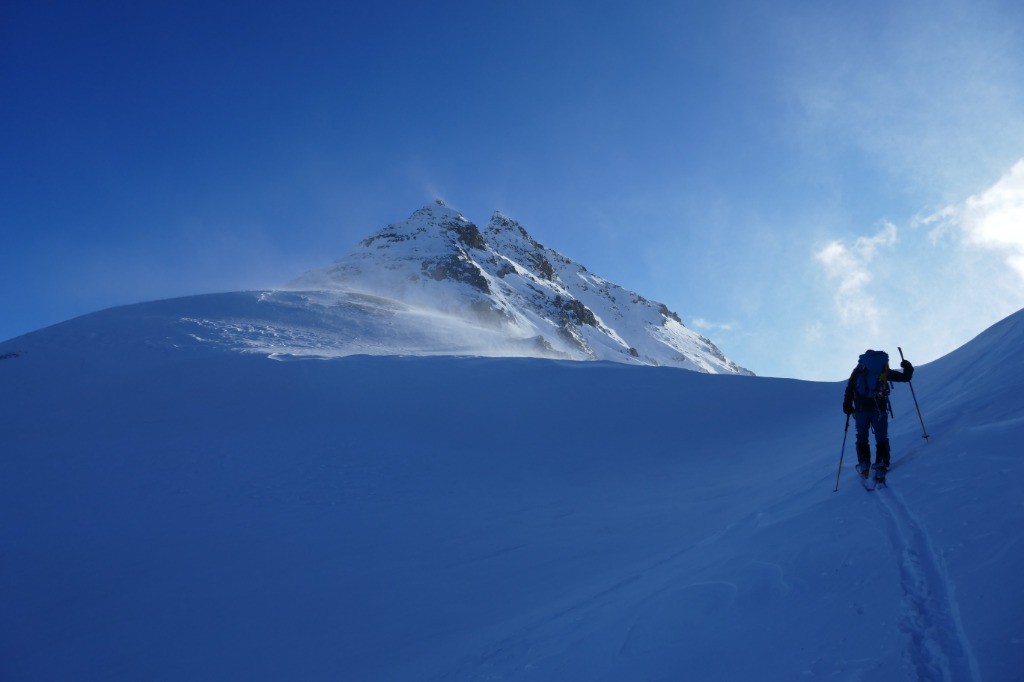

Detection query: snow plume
xmin=815 ymin=222 xmax=897 ymax=332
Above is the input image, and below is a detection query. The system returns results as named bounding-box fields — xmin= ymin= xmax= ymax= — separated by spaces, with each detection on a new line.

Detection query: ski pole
xmin=898 ymin=346 xmax=930 ymax=443
xmin=834 ymin=413 xmax=851 ymax=492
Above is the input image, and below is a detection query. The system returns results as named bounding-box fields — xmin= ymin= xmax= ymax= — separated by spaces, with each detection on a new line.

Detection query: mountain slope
xmin=1 ymin=203 xmax=748 ymax=374
xmin=1 ymin=304 xmax=1021 ymax=680
xmin=0 ymin=290 xmax=569 ymax=361
xmin=292 ymin=201 xmax=751 ymax=374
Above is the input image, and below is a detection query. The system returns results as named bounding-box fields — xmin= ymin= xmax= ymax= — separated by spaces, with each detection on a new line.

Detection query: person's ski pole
xmin=834 ymin=413 xmax=851 ymax=492
xmin=898 ymin=346 xmax=930 ymax=443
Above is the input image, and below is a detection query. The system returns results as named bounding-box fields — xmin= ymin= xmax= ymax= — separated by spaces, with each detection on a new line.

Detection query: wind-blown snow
xmin=291 ymin=202 xmax=751 ymax=375
xmin=1 ymin=297 xmax=1022 ymax=680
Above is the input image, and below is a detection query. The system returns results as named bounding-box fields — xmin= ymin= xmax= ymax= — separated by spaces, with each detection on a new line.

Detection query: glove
xmin=900 ymin=359 xmax=913 ymax=371
xmin=843 ymin=401 xmax=854 ymax=415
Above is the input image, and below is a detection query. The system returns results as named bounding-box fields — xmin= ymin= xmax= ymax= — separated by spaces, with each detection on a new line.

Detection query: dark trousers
xmin=855 ymin=409 xmax=890 ymax=468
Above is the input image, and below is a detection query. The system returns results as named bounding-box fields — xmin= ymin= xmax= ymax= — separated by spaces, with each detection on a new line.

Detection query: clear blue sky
xmin=3 ymin=0 xmax=1024 ymax=379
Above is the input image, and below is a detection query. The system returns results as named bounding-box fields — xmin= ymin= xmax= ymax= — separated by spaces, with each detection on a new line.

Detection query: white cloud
xmin=799 ymin=159 xmax=1024 ymax=382
xmin=815 ymin=222 xmax=898 ymax=332
xmin=691 ymin=318 xmax=736 ymax=333
xmin=952 ymin=160 xmax=1024 ymax=279
xmin=919 ymin=159 xmax=1024 ymax=280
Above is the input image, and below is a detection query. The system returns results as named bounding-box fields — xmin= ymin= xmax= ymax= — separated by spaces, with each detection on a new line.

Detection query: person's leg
xmin=855 ymin=411 xmax=872 ymax=473
xmin=871 ymin=411 xmax=891 ymax=469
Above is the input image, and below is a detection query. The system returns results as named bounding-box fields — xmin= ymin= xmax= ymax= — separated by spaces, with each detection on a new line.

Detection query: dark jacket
xmin=844 ymin=361 xmax=913 ymax=412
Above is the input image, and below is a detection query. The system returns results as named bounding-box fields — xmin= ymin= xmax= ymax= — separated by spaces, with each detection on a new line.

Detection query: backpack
xmin=856 ymin=350 xmax=890 ymax=403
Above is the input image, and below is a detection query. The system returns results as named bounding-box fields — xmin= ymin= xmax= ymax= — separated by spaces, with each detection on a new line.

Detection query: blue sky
xmin=3 ymin=0 xmax=1024 ymax=379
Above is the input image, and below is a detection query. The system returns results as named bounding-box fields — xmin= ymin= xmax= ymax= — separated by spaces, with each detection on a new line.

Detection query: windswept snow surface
xmin=2 ymin=304 xmax=1023 ymax=680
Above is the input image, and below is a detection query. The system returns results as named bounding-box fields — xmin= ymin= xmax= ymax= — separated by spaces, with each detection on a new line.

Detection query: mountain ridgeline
xmin=292 ymin=201 xmax=751 ymax=375
xmin=0 ymin=202 xmax=749 ymax=375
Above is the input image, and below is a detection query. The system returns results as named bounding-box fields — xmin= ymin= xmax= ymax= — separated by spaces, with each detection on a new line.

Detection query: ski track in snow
xmin=874 ymin=487 xmax=982 ymax=682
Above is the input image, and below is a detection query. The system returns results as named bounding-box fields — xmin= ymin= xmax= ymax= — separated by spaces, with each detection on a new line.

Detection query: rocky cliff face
xmin=292 ymin=201 xmax=752 ymax=375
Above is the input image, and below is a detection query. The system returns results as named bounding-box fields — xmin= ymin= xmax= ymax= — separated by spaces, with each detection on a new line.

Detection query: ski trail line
xmin=875 ymin=488 xmax=982 ymax=682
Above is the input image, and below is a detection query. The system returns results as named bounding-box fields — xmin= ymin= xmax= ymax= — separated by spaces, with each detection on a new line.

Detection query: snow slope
xmin=1 ymin=302 xmax=1022 ymax=680
xmin=0 ymin=290 xmax=572 ymax=362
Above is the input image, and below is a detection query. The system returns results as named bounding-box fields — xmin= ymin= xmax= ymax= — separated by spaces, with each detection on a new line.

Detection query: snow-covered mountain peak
xmin=357 ymin=201 xmax=485 ymax=253
xmin=3 ymin=203 xmax=748 ymax=374
xmin=292 ymin=205 xmax=752 ymax=375
xmin=486 ymin=211 xmax=533 ymax=241
xmin=483 ymin=212 xmax=551 ymax=268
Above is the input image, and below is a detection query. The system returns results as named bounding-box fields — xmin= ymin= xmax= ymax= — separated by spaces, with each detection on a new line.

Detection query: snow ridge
xmin=292 ymin=201 xmax=751 ymax=374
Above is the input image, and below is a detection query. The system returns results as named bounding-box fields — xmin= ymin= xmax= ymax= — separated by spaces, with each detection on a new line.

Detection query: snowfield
xmin=1 ymin=299 xmax=1022 ymax=680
